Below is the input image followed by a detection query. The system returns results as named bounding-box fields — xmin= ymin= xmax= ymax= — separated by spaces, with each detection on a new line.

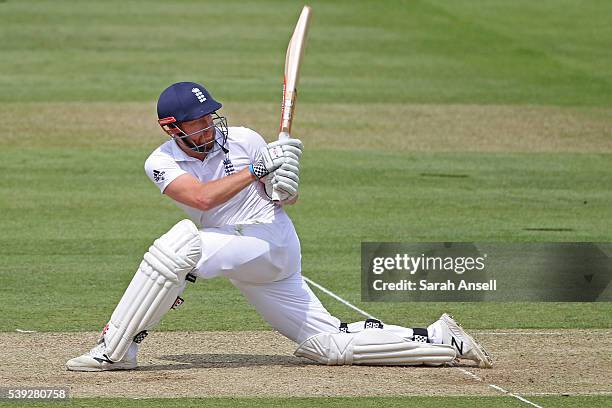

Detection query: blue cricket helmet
xmin=157 ymin=82 xmax=228 ymax=154
xmin=157 ymin=81 xmax=222 ymax=123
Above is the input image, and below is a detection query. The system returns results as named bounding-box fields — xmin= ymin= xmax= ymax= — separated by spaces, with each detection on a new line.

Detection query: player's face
xmin=177 ymin=114 xmax=216 ymax=152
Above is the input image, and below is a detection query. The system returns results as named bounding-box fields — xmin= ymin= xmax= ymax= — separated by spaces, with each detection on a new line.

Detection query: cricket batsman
xmin=66 ymin=82 xmax=492 ymax=371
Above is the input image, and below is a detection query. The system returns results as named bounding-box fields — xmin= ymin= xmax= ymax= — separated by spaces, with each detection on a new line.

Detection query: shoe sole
xmin=66 ymin=361 xmax=137 ymax=372
xmin=441 ymin=313 xmax=493 ymax=369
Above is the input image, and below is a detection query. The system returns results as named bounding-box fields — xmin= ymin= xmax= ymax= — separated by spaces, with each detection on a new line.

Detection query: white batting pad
xmin=294 ymin=329 xmax=456 ymax=366
xmin=103 ymin=219 xmax=202 ymax=361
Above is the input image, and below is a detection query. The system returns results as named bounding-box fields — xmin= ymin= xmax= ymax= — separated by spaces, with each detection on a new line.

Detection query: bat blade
xmin=279 ymin=5 xmax=312 ymax=140
xmin=272 ymin=6 xmax=312 ymax=202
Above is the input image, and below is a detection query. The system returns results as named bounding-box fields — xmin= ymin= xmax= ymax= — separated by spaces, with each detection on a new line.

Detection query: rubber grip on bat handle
xmin=278 ymin=131 xmax=291 ymax=141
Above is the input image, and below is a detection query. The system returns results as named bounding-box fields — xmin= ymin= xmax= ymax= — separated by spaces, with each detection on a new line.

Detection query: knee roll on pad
xmin=294 ymin=329 xmax=456 ymax=366
xmin=103 ymin=219 xmax=202 ymax=362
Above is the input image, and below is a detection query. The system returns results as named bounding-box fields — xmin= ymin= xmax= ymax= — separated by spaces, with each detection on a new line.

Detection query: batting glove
xmin=250 ymin=138 xmax=303 ymax=179
xmin=272 ymin=163 xmax=300 ymax=195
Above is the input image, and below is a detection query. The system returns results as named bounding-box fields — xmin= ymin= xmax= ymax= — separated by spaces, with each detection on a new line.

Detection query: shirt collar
xmin=170 ymin=139 xmax=199 ymax=162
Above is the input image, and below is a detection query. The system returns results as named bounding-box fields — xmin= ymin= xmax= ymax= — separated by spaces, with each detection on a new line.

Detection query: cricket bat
xmin=272 ymin=5 xmax=312 ymax=201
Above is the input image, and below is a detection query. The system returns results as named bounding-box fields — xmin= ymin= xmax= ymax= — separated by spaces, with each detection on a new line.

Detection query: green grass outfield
xmin=0 ymin=396 xmax=609 ymax=408
xmin=2 ymin=0 xmax=612 ymax=106
xmin=1 ymin=0 xmax=611 ymax=406
xmin=2 ymin=144 xmax=611 ymax=331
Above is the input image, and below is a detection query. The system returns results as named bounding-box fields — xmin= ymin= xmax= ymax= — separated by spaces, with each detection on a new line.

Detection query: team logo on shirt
xmin=192 ymin=88 xmax=207 ymax=103
xmin=223 ymin=156 xmax=235 ymax=176
xmin=153 ymin=170 xmax=165 ymax=183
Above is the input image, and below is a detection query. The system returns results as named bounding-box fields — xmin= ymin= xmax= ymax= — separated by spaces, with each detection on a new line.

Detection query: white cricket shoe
xmin=437 ymin=313 xmax=493 ymax=368
xmin=66 ymin=341 xmax=138 ymax=372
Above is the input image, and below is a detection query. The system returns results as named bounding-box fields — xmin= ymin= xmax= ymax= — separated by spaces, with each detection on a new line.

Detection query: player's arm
xmin=164 ymin=168 xmax=256 ymax=211
xmin=164 ymin=138 xmax=303 ymax=210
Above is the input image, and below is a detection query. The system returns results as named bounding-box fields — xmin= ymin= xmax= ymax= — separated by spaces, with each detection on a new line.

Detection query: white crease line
xmin=16 ymin=329 xmax=37 ymax=333
xmin=302 ymin=276 xmax=377 ymax=320
xmin=456 ymin=367 xmax=482 ymax=381
xmin=489 ymin=384 xmax=544 ymax=408
xmin=456 ymin=368 xmax=543 ymax=408
xmin=303 ymin=275 xmax=544 ymax=408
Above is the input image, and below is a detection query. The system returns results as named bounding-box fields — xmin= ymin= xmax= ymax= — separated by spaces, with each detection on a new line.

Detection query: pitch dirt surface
xmin=2 ymin=330 xmax=610 ymax=398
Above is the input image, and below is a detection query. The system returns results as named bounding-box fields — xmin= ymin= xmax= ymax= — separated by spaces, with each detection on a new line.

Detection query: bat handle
xmin=278 ymin=131 xmax=291 ymax=141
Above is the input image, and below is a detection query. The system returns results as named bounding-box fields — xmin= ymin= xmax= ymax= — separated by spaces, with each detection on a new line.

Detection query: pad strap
xmin=364 ymin=318 xmax=384 ymax=329
xmin=412 ymin=327 xmax=430 ymax=343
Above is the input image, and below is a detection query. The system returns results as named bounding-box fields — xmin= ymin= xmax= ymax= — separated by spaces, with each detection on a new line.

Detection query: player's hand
xmin=280 ymin=193 xmax=299 ymax=206
xmin=251 ymin=138 xmax=303 ymax=179
xmin=263 ymin=138 xmax=302 ymax=171
xmin=269 ymin=138 xmax=302 ymax=200
xmin=272 ymin=163 xmax=300 ymax=195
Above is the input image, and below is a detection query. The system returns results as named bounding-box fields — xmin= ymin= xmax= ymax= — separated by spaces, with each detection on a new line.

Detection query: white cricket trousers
xmin=193 ymin=211 xmax=340 ymax=344
xmin=192 ymin=212 xmax=433 ymax=345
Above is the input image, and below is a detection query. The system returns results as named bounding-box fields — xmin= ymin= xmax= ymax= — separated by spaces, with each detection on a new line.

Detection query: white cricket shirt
xmin=144 ymin=126 xmax=280 ymax=228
